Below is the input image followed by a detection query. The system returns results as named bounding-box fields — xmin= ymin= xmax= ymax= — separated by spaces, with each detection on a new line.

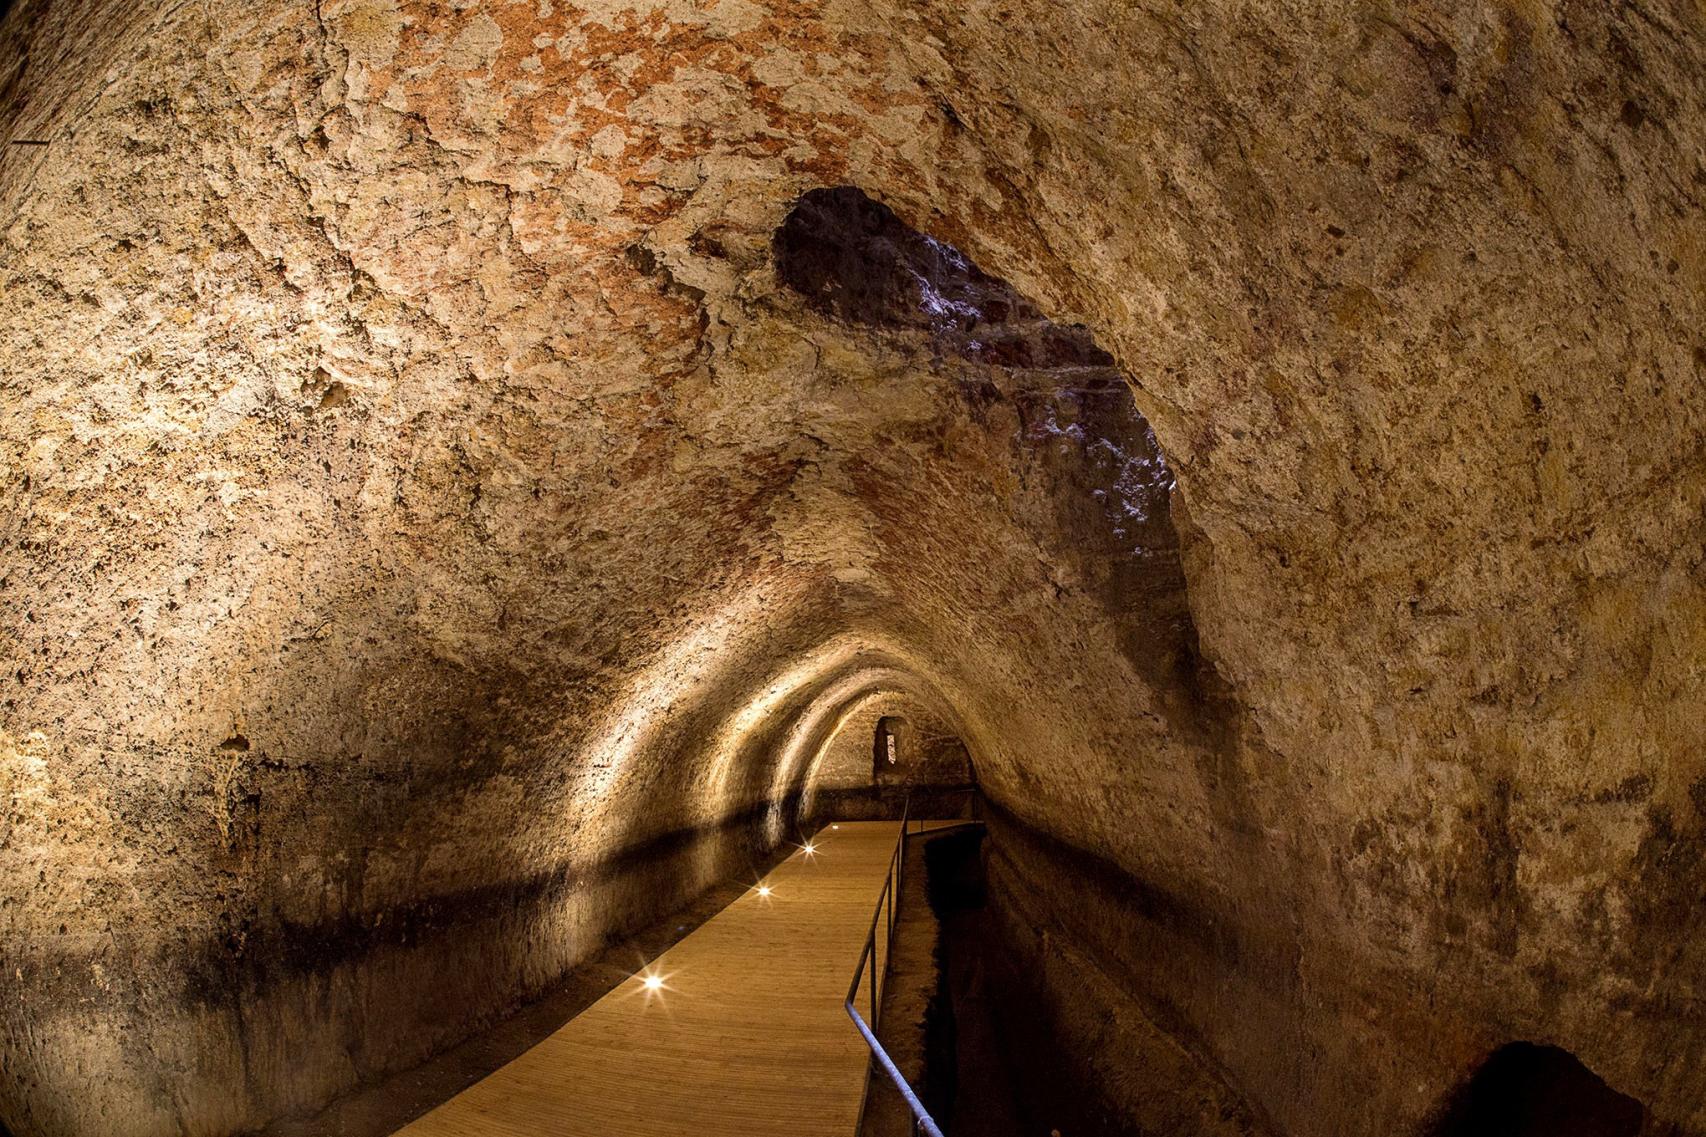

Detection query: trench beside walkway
xmin=395 ymin=820 xmax=922 ymax=1137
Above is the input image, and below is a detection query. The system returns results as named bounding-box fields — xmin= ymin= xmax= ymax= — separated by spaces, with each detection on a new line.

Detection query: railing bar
xmin=846 ymin=1001 xmax=946 ymax=1137
xmin=845 ymin=789 xmax=987 ymax=1137
xmin=847 ymin=936 xmax=873 ymax=1005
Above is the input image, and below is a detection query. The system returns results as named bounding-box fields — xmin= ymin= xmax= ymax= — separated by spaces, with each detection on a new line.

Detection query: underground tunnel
xmin=3 ymin=2 xmax=1705 ymax=1136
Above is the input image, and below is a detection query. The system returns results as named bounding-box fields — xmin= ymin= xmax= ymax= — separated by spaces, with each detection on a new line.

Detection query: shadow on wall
xmin=912 ymin=825 xmax=1153 ymax=1137
xmin=772 ymin=186 xmax=1209 ymax=711
xmin=1426 ymin=1043 xmax=1650 ymax=1137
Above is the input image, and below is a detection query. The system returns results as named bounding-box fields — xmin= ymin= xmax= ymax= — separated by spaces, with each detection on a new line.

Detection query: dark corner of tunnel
xmin=1423 ymin=1043 xmax=1656 ymax=1137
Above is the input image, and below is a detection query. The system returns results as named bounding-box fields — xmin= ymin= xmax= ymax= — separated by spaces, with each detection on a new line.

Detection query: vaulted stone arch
xmin=2 ymin=2 xmax=1704 ymax=1136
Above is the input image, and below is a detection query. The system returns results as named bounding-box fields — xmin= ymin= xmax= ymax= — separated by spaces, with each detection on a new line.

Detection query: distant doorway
xmin=873 ymin=715 xmax=910 ymax=781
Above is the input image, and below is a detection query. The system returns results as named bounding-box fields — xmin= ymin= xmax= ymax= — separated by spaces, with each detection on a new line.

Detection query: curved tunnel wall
xmin=0 ymin=5 xmax=1199 ymax=1125
xmin=3 ymin=2 xmax=1705 ymax=1136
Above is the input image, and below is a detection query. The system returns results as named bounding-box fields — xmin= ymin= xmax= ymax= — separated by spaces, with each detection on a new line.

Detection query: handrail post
xmin=886 ymin=869 xmax=893 ymax=945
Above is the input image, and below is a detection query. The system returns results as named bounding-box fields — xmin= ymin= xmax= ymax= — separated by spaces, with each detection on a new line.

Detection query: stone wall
xmin=2 ymin=1 xmax=1703 ymax=1135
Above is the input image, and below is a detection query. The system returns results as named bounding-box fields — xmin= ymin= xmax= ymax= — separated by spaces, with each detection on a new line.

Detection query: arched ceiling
xmin=2 ymin=2 xmax=1704 ymax=1136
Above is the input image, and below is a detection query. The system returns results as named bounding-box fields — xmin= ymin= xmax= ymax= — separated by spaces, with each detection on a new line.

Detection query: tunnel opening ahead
xmin=1427 ymin=1042 xmax=1646 ymax=1137
xmin=874 ymin=714 xmax=907 ymax=775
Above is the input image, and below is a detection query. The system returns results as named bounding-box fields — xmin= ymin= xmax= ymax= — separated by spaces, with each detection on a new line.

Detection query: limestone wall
xmin=2 ymin=2 xmax=1702 ymax=1135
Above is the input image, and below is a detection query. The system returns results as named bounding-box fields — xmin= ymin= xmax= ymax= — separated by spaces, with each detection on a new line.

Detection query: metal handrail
xmin=842 ymin=795 xmax=949 ymax=1137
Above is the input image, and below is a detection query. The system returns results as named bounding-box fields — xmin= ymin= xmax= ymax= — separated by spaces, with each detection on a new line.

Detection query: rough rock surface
xmin=1 ymin=1 xmax=1703 ymax=1136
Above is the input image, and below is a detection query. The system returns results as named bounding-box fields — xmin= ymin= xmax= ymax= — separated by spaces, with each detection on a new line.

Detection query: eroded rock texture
xmin=1 ymin=1 xmax=1703 ymax=1135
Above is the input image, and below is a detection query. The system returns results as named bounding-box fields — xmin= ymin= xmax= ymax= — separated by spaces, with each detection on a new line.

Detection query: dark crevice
xmin=1427 ymin=1042 xmax=1648 ymax=1137
xmin=774 ymin=186 xmax=1110 ymax=368
xmin=774 ymin=186 xmax=1217 ymax=714
xmin=915 ymin=825 xmax=1146 ymax=1137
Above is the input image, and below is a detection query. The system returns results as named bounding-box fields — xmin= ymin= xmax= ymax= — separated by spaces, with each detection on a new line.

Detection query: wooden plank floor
xmin=394 ymin=820 xmax=921 ymax=1137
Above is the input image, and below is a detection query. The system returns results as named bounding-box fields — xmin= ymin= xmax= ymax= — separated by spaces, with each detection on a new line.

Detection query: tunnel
xmin=2 ymin=2 xmax=1704 ymax=1136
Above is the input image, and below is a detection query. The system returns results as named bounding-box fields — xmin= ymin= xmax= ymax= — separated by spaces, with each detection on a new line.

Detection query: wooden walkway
xmin=394 ymin=821 xmax=913 ymax=1137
